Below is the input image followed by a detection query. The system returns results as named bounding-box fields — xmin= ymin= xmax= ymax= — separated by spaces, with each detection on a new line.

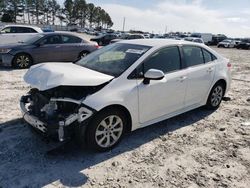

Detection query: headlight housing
xmin=0 ymin=48 xmax=11 ymax=53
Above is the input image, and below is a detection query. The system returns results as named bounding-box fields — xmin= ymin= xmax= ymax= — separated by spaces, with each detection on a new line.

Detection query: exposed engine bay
xmin=20 ymin=84 xmax=106 ymax=141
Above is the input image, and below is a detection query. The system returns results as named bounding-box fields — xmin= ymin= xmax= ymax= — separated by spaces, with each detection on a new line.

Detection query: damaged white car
xmin=20 ymin=39 xmax=231 ymax=151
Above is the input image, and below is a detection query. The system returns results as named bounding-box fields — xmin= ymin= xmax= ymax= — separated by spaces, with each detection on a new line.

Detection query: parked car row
xmin=217 ymin=38 xmax=250 ymax=49
xmin=90 ymin=33 xmax=145 ymax=46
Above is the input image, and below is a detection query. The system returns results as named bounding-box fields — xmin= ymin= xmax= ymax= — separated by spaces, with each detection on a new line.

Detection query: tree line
xmin=0 ymin=0 xmax=113 ymax=28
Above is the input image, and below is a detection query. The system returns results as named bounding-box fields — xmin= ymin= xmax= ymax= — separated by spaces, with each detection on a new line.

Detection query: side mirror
xmin=143 ymin=69 xmax=164 ymax=84
xmin=35 ymin=42 xmax=42 ymax=47
xmin=0 ymin=30 xmax=6 ymax=34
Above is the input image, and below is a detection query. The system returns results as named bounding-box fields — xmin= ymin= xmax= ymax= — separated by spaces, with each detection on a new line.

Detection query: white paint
xmin=24 ymin=63 xmax=114 ymax=91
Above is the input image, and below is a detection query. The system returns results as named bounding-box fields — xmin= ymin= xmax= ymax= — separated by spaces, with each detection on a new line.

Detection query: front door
xmin=137 ymin=46 xmax=188 ymax=124
xmin=32 ymin=35 xmax=63 ymax=63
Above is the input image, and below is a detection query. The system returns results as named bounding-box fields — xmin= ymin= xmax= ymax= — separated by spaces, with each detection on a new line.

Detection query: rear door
xmin=182 ymin=45 xmax=216 ymax=107
xmin=60 ymin=34 xmax=84 ymax=61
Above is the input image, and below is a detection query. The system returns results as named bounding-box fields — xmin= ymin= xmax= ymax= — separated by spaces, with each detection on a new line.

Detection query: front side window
xmin=183 ymin=46 xmax=204 ymax=67
xmin=76 ymin=43 xmax=150 ymax=77
xmin=10 ymin=27 xmax=19 ymax=33
xmin=143 ymin=46 xmax=181 ymax=74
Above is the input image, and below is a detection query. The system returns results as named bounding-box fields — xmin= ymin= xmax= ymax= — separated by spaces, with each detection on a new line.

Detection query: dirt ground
xmin=0 ymin=47 xmax=249 ymax=188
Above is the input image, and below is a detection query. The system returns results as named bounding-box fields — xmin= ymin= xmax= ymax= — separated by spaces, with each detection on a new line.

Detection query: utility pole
xmin=122 ymin=17 xmax=126 ymax=32
xmin=165 ymin=25 xmax=168 ymax=34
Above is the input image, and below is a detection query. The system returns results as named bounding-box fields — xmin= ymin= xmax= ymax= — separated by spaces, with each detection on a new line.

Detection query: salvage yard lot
xmin=0 ymin=47 xmax=249 ymax=188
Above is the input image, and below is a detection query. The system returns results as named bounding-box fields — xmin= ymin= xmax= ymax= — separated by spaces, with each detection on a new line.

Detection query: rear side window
xmin=62 ymin=35 xmax=82 ymax=43
xmin=202 ymin=48 xmax=217 ymax=63
xmin=202 ymin=49 xmax=212 ymax=63
xmin=183 ymin=46 xmax=204 ymax=67
xmin=18 ymin=27 xmax=37 ymax=33
xmin=144 ymin=46 xmax=181 ymax=74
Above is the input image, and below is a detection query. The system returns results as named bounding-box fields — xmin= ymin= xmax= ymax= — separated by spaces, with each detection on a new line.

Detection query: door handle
xmin=178 ymin=76 xmax=187 ymax=82
xmin=55 ymin=45 xmax=61 ymax=48
xmin=207 ymin=67 xmax=214 ymax=72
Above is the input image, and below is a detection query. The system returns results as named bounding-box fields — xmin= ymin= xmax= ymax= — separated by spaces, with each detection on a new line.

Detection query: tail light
xmin=95 ymin=44 xmax=100 ymax=49
xmin=227 ymin=62 xmax=232 ymax=69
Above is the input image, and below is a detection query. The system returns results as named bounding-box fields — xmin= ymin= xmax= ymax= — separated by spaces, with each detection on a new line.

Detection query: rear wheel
xmin=85 ymin=109 xmax=127 ymax=151
xmin=206 ymin=83 xmax=225 ymax=110
xmin=12 ymin=53 xmax=32 ymax=69
xmin=79 ymin=51 xmax=89 ymax=59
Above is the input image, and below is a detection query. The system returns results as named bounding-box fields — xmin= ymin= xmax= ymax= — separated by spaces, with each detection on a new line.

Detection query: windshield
xmin=76 ymin=43 xmax=151 ymax=77
xmin=19 ymin=34 xmax=45 ymax=44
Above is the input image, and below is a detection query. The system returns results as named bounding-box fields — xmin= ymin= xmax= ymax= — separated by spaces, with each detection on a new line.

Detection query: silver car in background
xmin=0 ymin=25 xmax=43 ymax=45
xmin=0 ymin=32 xmax=99 ymax=68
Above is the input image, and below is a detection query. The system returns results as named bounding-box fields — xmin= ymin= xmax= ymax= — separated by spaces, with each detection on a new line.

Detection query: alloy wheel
xmin=95 ymin=115 xmax=123 ymax=148
xmin=211 ymin=85 xmax=223 ymax=107
xmin=16 ymin=55 xmax=31 ymax=68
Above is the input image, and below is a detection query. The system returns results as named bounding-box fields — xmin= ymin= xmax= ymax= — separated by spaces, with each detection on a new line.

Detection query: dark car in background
xmin=110 ymin=33 xmax=144 ymax=43
xmin=236 ymin=39 xmax=250 ymax=49
xmin=209 ymin=34 xmax=227 ymax=45
xmin=90 ymin=34 xmax=117 ymax=46
xmin=0 ymin=32 xmax=99 ymax=68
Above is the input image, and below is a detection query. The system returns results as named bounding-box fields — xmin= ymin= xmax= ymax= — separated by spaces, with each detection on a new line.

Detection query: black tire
xmin=206 ymin=82 xmax=225 ymax=110
xmin=12 ymin=53 xmax=32 ymax=69
xmin=99 ymin=41 xmax=103 ymax=46
xmin=79 ymin=51 xmax=90 ymax=59
xmin=84 ymin=108 xmax=127 ymax=152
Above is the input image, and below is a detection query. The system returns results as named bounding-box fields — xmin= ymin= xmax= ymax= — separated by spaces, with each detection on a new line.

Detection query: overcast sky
xmin=58 ymin=0 xmax=250 ymax=37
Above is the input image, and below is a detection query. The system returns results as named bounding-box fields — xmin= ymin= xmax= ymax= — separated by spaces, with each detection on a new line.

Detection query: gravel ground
xmin=0 ymin=47 xmax=249 ymax=188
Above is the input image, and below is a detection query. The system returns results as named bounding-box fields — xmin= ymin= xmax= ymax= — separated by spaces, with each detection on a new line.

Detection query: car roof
xmin=33 ymin=32 xmax=90 ymax=42
xmin=2 ymin=25 xmax=43 ymax=32
xmin=117 ymin=39 xmax=205 ymax=47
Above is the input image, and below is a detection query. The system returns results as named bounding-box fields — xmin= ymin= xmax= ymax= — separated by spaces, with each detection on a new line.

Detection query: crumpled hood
xmin=24 ymin=63 xmax=114 ymax=91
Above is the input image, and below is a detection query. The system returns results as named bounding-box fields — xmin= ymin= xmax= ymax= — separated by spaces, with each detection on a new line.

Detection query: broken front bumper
xmin=20 ymin=95 xmax=95 ymax=141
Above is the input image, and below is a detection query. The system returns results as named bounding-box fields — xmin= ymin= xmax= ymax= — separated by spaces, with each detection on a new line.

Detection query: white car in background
xmin=0 ymin=25 xmax=43 ymax=44
xmin=184 ymin=37 xmax=204 ymax=43
xmin=217 ymin=39 xmax=236 ymax=48
xmin=20 ymin=39 xmax=231 ymax=151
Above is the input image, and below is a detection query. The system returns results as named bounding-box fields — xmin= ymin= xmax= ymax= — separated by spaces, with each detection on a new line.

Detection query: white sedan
xmin=20 ymin=39 xmax=232 ymax=151
xmin=217 ymin=39 xmax=236 ymax=48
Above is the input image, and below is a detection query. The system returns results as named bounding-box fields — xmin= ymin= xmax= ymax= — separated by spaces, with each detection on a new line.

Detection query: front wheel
xmin=12 ymin=53 xmax=32 ymax=69
xmin=85 ymin=109 xmax=127 ymax=151
xmin=206 ymin=83 xmax=225 ymax=110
